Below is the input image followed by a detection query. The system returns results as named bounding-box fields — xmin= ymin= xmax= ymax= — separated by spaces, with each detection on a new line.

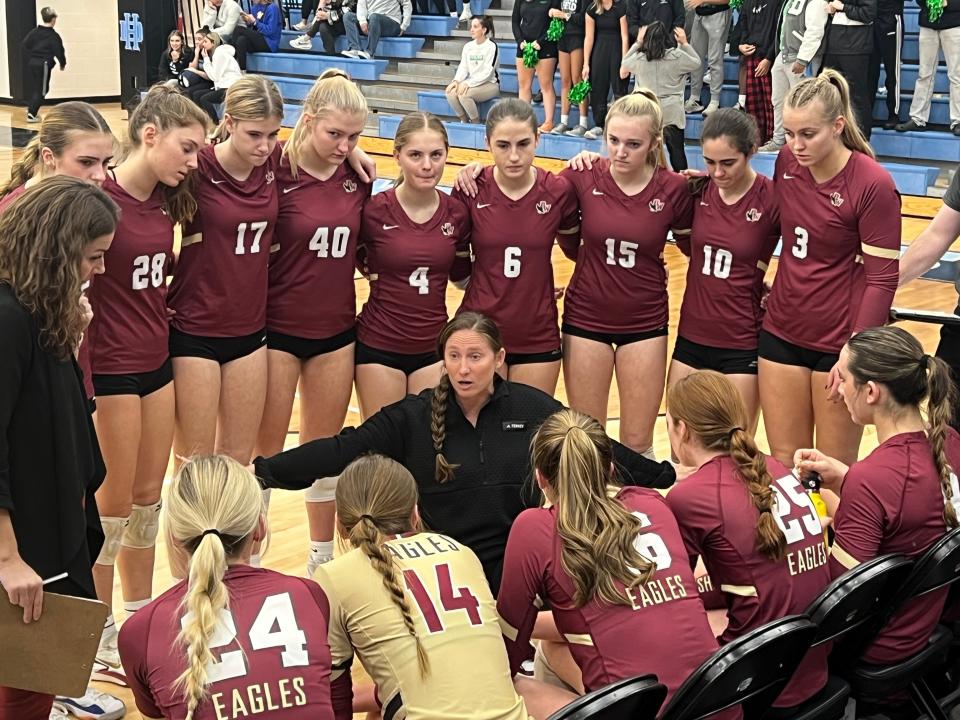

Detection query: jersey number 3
xmin=403 ymin=563 xmax=482 ymax=633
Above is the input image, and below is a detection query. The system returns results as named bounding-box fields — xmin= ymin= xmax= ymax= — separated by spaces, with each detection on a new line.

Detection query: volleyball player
xmin=796 ymin=327 xmax=960 ymax=672
xmin=118 ymin=455 xmax=348 ymax=719
xmin=668 ymin=109 xmax=780 ymax=431
xmin=560 ymin=89 xmax=690 ymax=457
xmin=355 ymin=112 xmax=470 ymax=416
xmin=452 ymin=99 xmax=580 ymax=395
xmin=497 ymin=409 xmax=727 ymax=708
xmin=315 ymin=454 xmax=577 ymax=719
xmin=254 ymin=69 xmax=369 ymax=578
xmin=85 ymin=85 xmax=209 ymax=684
xmin=665 ymin=371 xmax=831 ymax=710
xmin=760 ymin=70 xmax=900 ymax=467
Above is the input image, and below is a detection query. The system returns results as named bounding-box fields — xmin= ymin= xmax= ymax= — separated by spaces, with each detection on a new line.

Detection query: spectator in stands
xmin=621 ymin=23 xmax=700 ymax=169
xmin=896 ymin=0 xmax=960 ymax=135
xmin=758 ymin=0 xmax=827 ymax=152
xmin=729 ymin=0 xmax=779 ymax=143
xmin=179 ymin=29 xmax=216 ymax=96
xmin=190 ymin=32 xmax=243 ymax=123
xmin=821 ymin=0 xmax=877 ymax=139
xmin=20 ymin=6 xmax=66 ymax=123
xmin=868 ymin=0 xmax=903 ymax=130
xmin=291 ymin=0 xmax=356 ymax=53
xmin=582 ymin=0 xmax=631 ymax=140
xmin=342 ymin=0 xmax=413 ymax=59
xmin=295 ymin=0 xmax=320 ymax=28
xmin=552 ymin=0 xmax=590 ymax=136
xmin=231 ymin=1 xmax=282 ymax=69
xmin=201 ymin=0 xmax=242 ymax=41
xmin=513 ymin=0 xmax=561 ymax=132
xmin=684 ymin=0 xmax=730 ymax=116
xmin=446 ymin=16 xmax=501 ymax=123
xmin=158 ymin=30 xmax=195 ymax=86
xmin=626 ymin=0 xmax=683 ymax=42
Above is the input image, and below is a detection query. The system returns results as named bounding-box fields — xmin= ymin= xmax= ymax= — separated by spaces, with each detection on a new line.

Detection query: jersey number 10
xmin=403 ymin=563 xmax=483 ymax=633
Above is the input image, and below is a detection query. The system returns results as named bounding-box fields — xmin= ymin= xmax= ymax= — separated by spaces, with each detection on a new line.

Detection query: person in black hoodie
xmin=867 ymin=0 xmax=903 ymax=129
xmin=626 ymin=0 xmax=684 ymax=42
xmin=158 ymin=30 xmax=196 ymax=84
xmin=730 ymin=0 xmax=783 ymax=143
xmin=821 ymin=0 xmax=877 ymax=139
xmin=20 ymin=6 xmax=66 ymax=122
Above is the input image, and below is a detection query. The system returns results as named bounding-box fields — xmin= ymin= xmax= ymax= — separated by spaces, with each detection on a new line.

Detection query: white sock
xmin=123 ymin=598 xmax=151 ymax=615
xmin=560 ymin=114 xmax=569 ymax=125
xmin=310 ymin=540 xmax=334 ymax=561
xmin=579 ymin=116 xmax=589 ymax=128
xmin=640 ymin=446 xmax=657 ymax=461
xmin=250 ymin=553 xmax=262 ymax=568
xmin=738 ymin=93 xmax=746 ymax=107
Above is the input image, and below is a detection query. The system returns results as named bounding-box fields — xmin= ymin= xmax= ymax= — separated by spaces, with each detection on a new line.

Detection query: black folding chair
xmin=658 ymin=616 xmax=818 ymax=720
xmin=546 ymin=674 xmax=668 ymax=720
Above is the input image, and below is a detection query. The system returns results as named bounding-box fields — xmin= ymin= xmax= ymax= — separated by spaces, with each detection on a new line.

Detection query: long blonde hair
xmin=335 ymin=455 xmax=430 ymax=676
xmin=784 ymin=69 xmax=875 ymax=158
xmin=532 ymin=409 xmax=655 ymax=607
xmin=0 ymin=101 xmax=113 ymax=197
xmin=0 ymin=177 xmax=119 ymax=359
xmin=167 ymin=455 xmax=266 ymax=720
xmin=284 ymin=68 xmax=367 ymax=178
xmin=604 ymin=87 xmax=667 ymax=168
xmin=212 ymin=74 xmax=284 ymax=144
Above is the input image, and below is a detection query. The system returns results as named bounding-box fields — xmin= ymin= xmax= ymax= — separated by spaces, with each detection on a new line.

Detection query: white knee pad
xmin=305 ymin=476 xmax=338 ymax=503
xmin=96 ymin=516 xmax=130 ymax=566
xmin=123 ymin=500 xmax=162 ymax=550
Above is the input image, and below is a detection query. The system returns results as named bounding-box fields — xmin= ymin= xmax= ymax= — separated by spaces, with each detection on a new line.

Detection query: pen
xmin=42 ymin=572 xmax=68 ymax=586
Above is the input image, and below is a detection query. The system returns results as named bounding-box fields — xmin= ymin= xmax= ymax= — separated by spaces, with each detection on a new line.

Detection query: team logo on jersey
xmin=745 ymin=208 xmax=762 ymax=222
xmin=265 ymin=171 xmax=275 ymax=185
xmin=343 ymin=179 xmax=358 ymax=193
xmin=536 ymin=200 xmax=551 ymax=215
xmin=441 ymin=222 xmax=455 ymax=236
xmin=830 ymin=192 xmax=844 ymax=207
xmin=649 ymin=198 xmax=664 ymax=213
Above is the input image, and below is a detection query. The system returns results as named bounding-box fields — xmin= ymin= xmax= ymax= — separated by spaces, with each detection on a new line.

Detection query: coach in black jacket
xmin=821 ymin=0 xmax=877 ymax=138
xmin=255 ymin=314 xmax=675 ymax=593
xmin=626 ymin=0 xmax=684 ymax=43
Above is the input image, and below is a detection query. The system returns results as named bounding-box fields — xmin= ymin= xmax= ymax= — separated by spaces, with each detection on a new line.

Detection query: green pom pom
xmin=569 ymin=79 xmax=591 ymax=104
xmin=547 ymin=17 xmax=565 ymax=41
xmin=522 ymin=42 xmax=539 ymax=68
xmin=729 ymin=0 xmax=742 ymax=8
xmin=928 ymin=0 xmax=944 ymax=22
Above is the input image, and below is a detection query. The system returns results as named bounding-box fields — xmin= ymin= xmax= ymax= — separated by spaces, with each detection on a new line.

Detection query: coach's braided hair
xmin=846 ymin=327 xmax=959 ymax=529
xmin=0 ymin=101 xmax=113 ymax=197
xmin=604 ymin=87 xmax=666 ymax=168
xmin=123 ymin=84 xmax=209 ymax=224
xmin=667 ymin=371 xmax=787 ymax=560
xmin=393 ymin=112 xmax=449 ymax=187
xmin=533 ymin=409 xmax=653 ymax=607
xmin=167 ymin=455 xmax=266 ymax=720
xmin=785 ymin=69 xmax=875 ymax=159
xmin=285 ymin=68 xmax=367 ymax=178
xmin=212 ymin=74 xmax=284 ymax=144
xmin=335 ymin=455 xmax=430 ymax=676
xmin=432 ymin=313 xmax=504 ymax=483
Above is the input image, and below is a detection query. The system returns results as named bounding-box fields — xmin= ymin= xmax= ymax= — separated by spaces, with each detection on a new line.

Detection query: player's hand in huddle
xmin=794 ymin=448 xmax=848 ymax=494
xmin=348 ymin=146 xmax=377 ymax=184
xmin=824 ymin=361 xmax=842 ymax=402
xmin=567 ymin=151 xmax=601 ymax=171
xmin=453 ymin=162 xmax=484 ymax=196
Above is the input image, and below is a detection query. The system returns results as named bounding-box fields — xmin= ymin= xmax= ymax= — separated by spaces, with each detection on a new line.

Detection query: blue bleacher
xmin=247 ymin=52 xmax=388 ymax=79
xmin=279 ymin=30 xmax=424 ymax=57
xmin=287 ymin=5 xmax=489 ymax=26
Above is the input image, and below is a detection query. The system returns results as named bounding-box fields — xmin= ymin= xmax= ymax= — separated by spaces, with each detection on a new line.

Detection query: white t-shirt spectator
xmin=454 ymin=38 xmax=499 ymax=87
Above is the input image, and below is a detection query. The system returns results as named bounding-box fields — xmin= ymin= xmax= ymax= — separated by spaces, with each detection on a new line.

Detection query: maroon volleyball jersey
xmin=86 ymin=176 xmax=173 ymax=375
xmin=0 ymin=184 xmax=25 ymax=213
xmin=119 ymin=565 xmax=343 ymax=720
xmin=497 ymin=486 xmax=724 ymax=705
xmin=763 ymin=149 xmax=900 ymax=354
xmin=168 ymin=144 xmax=279 ymax=337
xmin=268 ymin=156 xmax=370 ymax=339
xmin=453 ymin=166 xmax=579 ymax=355
xmin=356 ymin=189 xmax=471 ymax=354
xmin=677 ymin=176 xmax=779 ymax=350
xmin=560 ymin=161 xmax=693 ymax=334
xmin=666 ymin=455 xmax=831 ymax=707
xmin=831 ymin=430 xmax=960 ymax=664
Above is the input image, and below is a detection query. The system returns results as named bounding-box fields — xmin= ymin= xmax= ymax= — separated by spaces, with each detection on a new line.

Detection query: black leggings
xmin=308 ymin=18 xmax=346 ymax=53
xmin=663 ymin=125 xmax=687 ymax=171
xmin=868 ymin=16 xmax=902 ymax=121
xmin=822 ymin=51 xmax=873 ymax=139
xmin=590 ymin=38 xmax=627 ymax=128
xmin=26 ymin=59 xmax=50 ymax=116
xmin=231 ymin=25 xmax=271 ymax=70
xmin=196 ymin=88 xmax=227 ymax=123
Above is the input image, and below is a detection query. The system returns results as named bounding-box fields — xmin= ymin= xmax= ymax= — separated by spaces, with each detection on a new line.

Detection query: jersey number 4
xmin=182 ymin=592 xmax=309 ymax=684
xmin=403 ymin=563 xmax=482 ymax=633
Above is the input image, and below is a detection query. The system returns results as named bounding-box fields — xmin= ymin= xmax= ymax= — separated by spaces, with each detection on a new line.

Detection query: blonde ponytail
xmin=785 ymin=69 xmax=875 ymax=158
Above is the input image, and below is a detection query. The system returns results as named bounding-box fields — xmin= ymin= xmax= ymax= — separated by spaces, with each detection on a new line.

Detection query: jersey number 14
xmin=403 ymin=563 xmax=483 ymax=633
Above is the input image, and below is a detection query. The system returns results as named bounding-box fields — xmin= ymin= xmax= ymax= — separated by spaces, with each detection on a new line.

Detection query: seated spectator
xmin=445 ymin=16 xmax=500 ymax=123
xmin=294 ymin=0 xmax=320 ymax=28
xmin=231 ymin=1 xmax=282 ymax=70
xmin=200 ymin=0 xmax=242 ymax=41
xmin=621 ymin=23 xmax=700 ymax=170
xmin=158 ymin=30 xmax=195 ymax=86
xmin=290 ymin=0 xmax=356 ymax=53
xmin=187 ymin=31 xmax=242 ymax=123
xmin=342 ymin=0 xmax=412 ymax=59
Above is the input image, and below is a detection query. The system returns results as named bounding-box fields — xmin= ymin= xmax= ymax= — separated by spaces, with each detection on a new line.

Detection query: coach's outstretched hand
xmin=0 ymin=554 xmax=43 ymax=623
xmin=794 ymin=448 xmax=848 ymax=494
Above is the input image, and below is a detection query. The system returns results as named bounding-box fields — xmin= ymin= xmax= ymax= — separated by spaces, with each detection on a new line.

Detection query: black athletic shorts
xmin=267 ymin=327 xmax=356 ymax=360
xmin=516 ymin=40 xmax=559 ymax=60
xmin=355 ymin=341 xmax=439 ymax=375
xmin=93 ymin=358 xmax=174 ymax=397
xmin=505 ymin=347 xmax=563 ymax=365
xmin=563 ymin=322 xmax=667 ymax=348
xmin=758 ymin=329 xmax=839 ymax=373
xmin=672 ymin=335 xmax=759 ymax=375
xmin=169 ymin=327 xmax=267 ymax=365
xmin=558 ymin=32 xmax=584 ymax=54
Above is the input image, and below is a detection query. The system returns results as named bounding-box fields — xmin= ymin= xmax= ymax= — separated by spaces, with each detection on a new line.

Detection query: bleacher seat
xmin=247 ymin=52 xmax=388 ymax=80
xmin=279 ymin=30 xmax=425 ymax=57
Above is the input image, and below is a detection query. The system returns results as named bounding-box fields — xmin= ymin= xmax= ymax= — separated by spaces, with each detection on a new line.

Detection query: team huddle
xmin=0 ymin=57 xmax=957 ymax=720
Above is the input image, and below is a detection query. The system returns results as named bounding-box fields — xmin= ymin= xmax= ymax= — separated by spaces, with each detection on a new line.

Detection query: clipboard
xmin=0 ymin=592 xmax=108 ymax=697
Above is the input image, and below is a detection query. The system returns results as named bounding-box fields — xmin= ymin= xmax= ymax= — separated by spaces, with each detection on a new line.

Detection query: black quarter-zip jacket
xmin=255 ymin=378 xmax=675 ymax=592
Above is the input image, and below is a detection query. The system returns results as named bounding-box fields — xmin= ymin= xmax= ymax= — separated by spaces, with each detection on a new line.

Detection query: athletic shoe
xmin=883 ymin=118 xmax=898 ymax=130
xmin=459 ymin=7 xmax=472 ymax=22
xmin=733 ymin=102 xmax=745 ymax=112
xmin=56 ymin=689 xmax=125 ymax=720
xmin=532 ymin=91 xmax=543 ymax=104
xmin=565 ymin=125 xmax=587 ymax=137
xmin=584 ymin=126 xmax=604 ymax=140
xmin=293 ymin=19 xmax=309 ymax=29
xmin=538 ymin=120 xmax=555 ymax=133
xmin=684 ymin=99 xmax=703 ymax=113
xmin=702 ymin=100 xmax=719 ymax=116
xmin=341 ymin=48 xmax=359 ymax=57
xmin=550 ymin=122 xmax=570 ymax=134
xmin=290 ymin=34 xmax=313 ymax=49
xmin=49 ymin=704 xmax=70 ymax=720
xmin=356 ymin=50 xmax=372 ymax=59
xmin=758 ymin=139 xmax=783 ymax=153
xmin=90 ymin=646 xmax=128 ymax=687
xmin=26 ymin=112 xmax=40 ymax=123
xmin=895 ymin=118 xmax=925 ymax=132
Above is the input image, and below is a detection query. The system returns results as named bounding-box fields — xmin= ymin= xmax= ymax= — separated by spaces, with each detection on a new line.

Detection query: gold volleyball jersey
xmin=314 ymin=532 xmax=529 ymax=720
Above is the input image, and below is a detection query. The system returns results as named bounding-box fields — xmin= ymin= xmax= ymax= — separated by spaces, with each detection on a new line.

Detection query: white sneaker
xmin=459 ymin=6 xmax=472 ymax=20
xmin=758 ymin=139 xmax=784 ymax=153
xmin=50 ymin=704 xmax=70 ymax=720
xmin=341 ymin=48 xmax=359 ymax=57
xmin=584 ymin=126 xmax=604 ymax=140
xmin=91 ymin=639 xmax=128 ymax=687
xmin=684 ymin=99 xmax=703 ymax=113
xmin=56 ymin=689 xmax=125 ymax=720
xmin=356 ymin=50 xmax=372 ymax=59
xmin=293 ymin=19 xmax=309 ymax=29
xmin=290 ymin=34 xmax=313 ymax=49
xmin=565 ymin=125 xmax=588 ymax=137
xmin=702 ymin=100 xmax=719 ymax=116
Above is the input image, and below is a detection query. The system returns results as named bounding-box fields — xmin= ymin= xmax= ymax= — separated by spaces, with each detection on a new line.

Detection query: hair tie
xmin=359 ymin=514 xmax=377 ymax=524
xmin=727 ymin=426 xmax=744 ymax=439
xmin=201 ymin=528 xmax=222 ymax=540
xmin=921 ymin=354 xmax=930 ymax=370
